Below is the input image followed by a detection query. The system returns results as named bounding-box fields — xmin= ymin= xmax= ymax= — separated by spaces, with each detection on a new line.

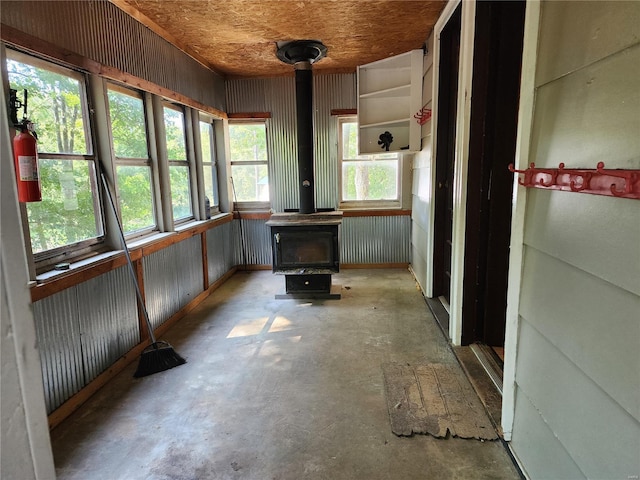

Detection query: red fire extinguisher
xmin=13 ymin=122 xmax=42 ymax=202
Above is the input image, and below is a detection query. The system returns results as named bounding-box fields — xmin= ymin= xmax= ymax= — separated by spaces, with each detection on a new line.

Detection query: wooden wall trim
xmin=233 ymin=211 xmax=271 ymax=220
xmin=228 ymin=112 xmax=272 ymax=119
xmin=331 ymin=108 xmax=357 ymax=116
xmin=1 ymin=24 xmax=227 ymax=120
xmin=30 ymin=251 xmax=139 ymax=302
xmin=233 ymin=210 xmax=411 ymax=220
xmin=340 ymin=209 xmax=412 ymax=217
xmin=30 ymin=214 xmax=233 ymax=302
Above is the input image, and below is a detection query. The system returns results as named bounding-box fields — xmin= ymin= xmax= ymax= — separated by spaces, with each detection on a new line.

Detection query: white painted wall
xmin=507 ymin=2 xmax=640 ymax=478
xmin=0 ymin=60 xmax=56 ymax=478
xmin=411 ymin=32 xmax=435 ymax=295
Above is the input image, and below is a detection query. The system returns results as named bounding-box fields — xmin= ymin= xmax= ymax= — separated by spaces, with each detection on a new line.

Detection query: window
xmin=228 ymin=121 xmax=269 ymax=208
xmin=6 ymin=51 xmax=103 ymax=261
xmin=107 ymin=84 xmax=156 ymax=235
xmin=338 ymin=116 xmax=401 ymax=208
xmin=199 ymin=118 xmax=219 ymax=213
xmin=163 ymin=103 xmax=192 ymax=221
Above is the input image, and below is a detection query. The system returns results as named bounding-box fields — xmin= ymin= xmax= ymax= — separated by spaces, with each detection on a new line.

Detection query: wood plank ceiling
xmin=114 ymin=0 xmax=447 ymax=78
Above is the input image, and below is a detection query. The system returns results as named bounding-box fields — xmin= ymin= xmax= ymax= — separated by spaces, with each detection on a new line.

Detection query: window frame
xmin=106 ymin=82 xmax=158 ymax=239
xmin=228 ymin=119 xmax=270 ymax=211
xmin=337 ymin=116 xmax=402 ymax=210
xmin=162 ymin=101 xmax=194 ymax=224
xmin=198 ymin=114 xmax=220 ymax=216
xmin=6 ymin=49 xmax=106 ymax=272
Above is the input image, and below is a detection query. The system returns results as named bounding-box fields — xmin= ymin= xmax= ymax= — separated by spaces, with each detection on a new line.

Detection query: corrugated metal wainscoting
xmin=341 ymin=216 xmax=411 ymax=264
xmin=233 ymin=218 xmax=272 ymax=266
xmin=32 ymin=266 xmax=138 ymax=414
xmin=207 ymin=221 xmax=236 ymax=282
xmin=143 ymin=236 xmax=203 ymax=330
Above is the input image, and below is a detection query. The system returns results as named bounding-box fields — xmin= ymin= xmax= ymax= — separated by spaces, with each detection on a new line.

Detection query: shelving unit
xmin=357 ymin=49 xmax=424 ymax=154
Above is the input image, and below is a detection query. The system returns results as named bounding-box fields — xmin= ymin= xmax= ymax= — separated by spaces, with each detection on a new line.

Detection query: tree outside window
xmin=6 ymin=52 xmax=103 ymax=256
xmin=107 ymin=85 xmax=156 ymax=234
xmin=199 ymin=119 xmax=219 ymax=211
xmin=163 ymin=104 xmax=192 ymax=220
xmin=339 ymin=117 xmax=400 ymax=207
xmin=228 ymin=121 xmax=269 ymax=206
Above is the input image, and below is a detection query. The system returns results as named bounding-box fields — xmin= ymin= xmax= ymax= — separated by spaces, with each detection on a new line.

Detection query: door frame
xmin=428 ymin=0 xmax=476 ymax=345
xmin=427 ymin=0 xmax=542 ymax=443
xmin=501 ymin=0 xmax=541 ymax=442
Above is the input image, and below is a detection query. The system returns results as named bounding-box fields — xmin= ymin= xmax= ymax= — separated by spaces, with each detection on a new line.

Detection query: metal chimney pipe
xmin=295 ymin=61 xmax=315 ymax=214
xmin=276 ymin=40 xmax=327 ymax=214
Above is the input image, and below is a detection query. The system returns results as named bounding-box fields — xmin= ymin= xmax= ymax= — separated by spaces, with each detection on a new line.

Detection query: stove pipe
xmin=294 ymin=61 xmax=315 ymax=214
xmin=276 ymin=40 xmax=327 ymax=214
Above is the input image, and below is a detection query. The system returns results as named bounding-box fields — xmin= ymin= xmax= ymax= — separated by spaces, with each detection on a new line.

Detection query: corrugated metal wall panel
xmin=76 ymin=266 xmax=139 ymax=382
xmin=267 ymin=77 xmax=299 ymax=212
xmin=314 ymin=74 xmax=357 ymax=209
xmin=176 ymin=235 xmax=204 ymax=308
xmin=143 ymin=239 xmax=204 ymax=328
xmin=225 ymin=74 xmax=356 ymax=212
xmin=143 ymin=246 xmax=180 ymax=329
xmin=32 ymin=288 xmax=83 ymax=414
xmin=1 ymin=1 xmax=225 ymax=110
xmin=234 ymin=218 xmax=272 ymax=265
xmin=222 ymin=221 xmax=237 ymax=272
xmin=225 ymin=79 xmax=268 ymax=112
xmin=341 ymin=216 xmax=411 ymax=264
xmin=207 ymin=224 xmax=230 ymax=283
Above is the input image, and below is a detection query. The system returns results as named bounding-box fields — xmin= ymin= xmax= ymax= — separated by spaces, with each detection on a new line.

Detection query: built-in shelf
xmin=357 ymin=50 xmax=424 ymax=155
xmin=359 ymin=118 xmax=411 ymax=129
xmin=359 ymin=84 xmax=411 ymax=99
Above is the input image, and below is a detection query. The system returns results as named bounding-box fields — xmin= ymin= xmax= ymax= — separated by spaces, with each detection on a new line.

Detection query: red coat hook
xmin=414 ymin=107 xmax=432 ymax=125
xmin=509 ymin=162 xmax=640 ymax=200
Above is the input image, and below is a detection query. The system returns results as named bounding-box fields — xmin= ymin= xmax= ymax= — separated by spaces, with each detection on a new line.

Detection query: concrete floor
xmin=51 ymin=269 xmax=522 ymax=480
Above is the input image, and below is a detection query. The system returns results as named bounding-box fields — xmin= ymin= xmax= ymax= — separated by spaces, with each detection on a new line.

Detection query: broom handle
xmin=100 ymin=171 xmax=157 ymax=345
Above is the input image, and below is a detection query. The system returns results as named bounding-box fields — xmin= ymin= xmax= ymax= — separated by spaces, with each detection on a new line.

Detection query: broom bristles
xmin=133 ymin=341 xmax=186 ymax=378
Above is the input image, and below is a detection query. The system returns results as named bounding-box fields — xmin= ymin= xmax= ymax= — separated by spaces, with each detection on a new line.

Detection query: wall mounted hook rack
xmin=508 ymin=162 xmax=640 ymax=200
xmin=414 ymin=106 xmax=432 ymax=125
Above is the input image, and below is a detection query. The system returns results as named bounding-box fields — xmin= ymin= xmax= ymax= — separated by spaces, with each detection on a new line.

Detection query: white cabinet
xmin=357 ymin=49 xmax=424 ymax=154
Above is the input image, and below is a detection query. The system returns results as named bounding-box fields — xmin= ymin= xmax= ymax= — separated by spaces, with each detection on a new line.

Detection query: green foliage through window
xmin=8 ymin=54 xmax=102 ymax=254
xmin=26 ymin=159 xmax=101 ymax=254
xmin=116 ymin=165 xmax=155 ymax=233
xmin=108 ymin=88 xmax=148 ymax=158
xmin=339 ymin=118 xmax=399 ymax=202
xmin=164 ymin=106 xmax=186 ymax=160
xmin=229 ymin=122 xmax=269 ymax=203
xmin=108 ymin=86 xmax=155 ymax=234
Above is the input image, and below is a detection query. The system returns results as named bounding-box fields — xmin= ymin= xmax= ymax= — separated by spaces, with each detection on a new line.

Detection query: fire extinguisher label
xmin=18 ymin=155 xmax=38 ymax=181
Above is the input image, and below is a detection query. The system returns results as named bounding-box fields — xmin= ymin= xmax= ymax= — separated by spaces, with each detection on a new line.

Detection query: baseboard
xmin=47 ymin=266 xmax=238 ymax=430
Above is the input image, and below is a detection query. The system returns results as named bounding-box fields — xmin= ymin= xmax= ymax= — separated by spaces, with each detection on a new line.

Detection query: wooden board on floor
xmin=382 ymin=362 xmax=498 ymax=440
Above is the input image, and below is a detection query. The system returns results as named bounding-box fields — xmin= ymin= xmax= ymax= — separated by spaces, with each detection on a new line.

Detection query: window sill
xmin=35 ymin=250 xmax=125 ymax=284
xmin=339 ymin=201 xmax=402 ymax=211
xmin=30 ymin=213 xmax=233 ymax=302
xmin=339 ymin=208 xmax=412 ymax=217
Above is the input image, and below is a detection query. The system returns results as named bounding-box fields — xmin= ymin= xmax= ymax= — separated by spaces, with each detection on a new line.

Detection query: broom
xmin=99 ymin=168 xmax=186 ymax=378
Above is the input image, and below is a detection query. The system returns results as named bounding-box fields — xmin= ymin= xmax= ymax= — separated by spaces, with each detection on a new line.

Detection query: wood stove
xmin=266 ymin=211 xmax=342 ymax=298
xmin=268 ymin=40 xmax=342 ymax=299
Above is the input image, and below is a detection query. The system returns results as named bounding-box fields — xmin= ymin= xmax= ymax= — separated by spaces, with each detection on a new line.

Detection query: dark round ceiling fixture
xmin=276 ymin=40 xmax=327 ymax=65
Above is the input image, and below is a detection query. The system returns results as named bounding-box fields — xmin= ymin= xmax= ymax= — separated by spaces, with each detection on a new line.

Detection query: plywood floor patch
xmin=382 ymin=362 xmax=498 ymax=440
